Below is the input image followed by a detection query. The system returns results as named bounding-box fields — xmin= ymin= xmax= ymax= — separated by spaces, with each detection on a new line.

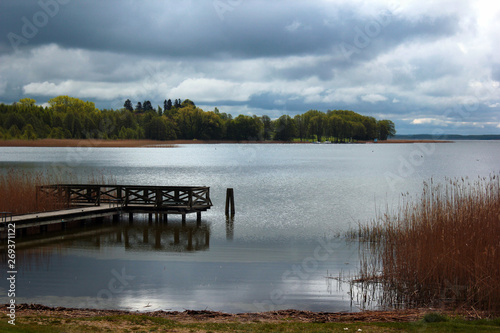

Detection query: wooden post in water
xmin=225 ymin=188 xmax=235 ymax=216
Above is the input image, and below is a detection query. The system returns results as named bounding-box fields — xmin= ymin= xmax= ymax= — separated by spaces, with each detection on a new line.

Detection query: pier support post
xmin=226 ymin=216 xmax=234 ymax=241
xmin=174 ymin=228 xmax=180 ymax=244
xmin=148 ymin=213 xmax=153 ymax=224
xmin=197 ymin=211 xmax=201 ymax=224
xmin=129 ymin=212 xmax=133 ymax=223
xmin=113 ymin=214 xmax=119 ymax=224
xmin=225 ymin=188 xmax=235 ymax=216
xmin=182 ymin=213 xmax=186 ymax=224
xmin=124 ymin=229 xmax=130 ymax=248
xmin=155 ymin=229 xmax=161 ymax=249
xmin=187 ymin=229 xmax=193 ymax=250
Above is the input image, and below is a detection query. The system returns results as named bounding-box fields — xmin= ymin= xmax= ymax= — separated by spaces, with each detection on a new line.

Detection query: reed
xmin=0 ymin=169 xmax=114 ymax=215
xmin=356 ymin=174 xmax=500 ymax=314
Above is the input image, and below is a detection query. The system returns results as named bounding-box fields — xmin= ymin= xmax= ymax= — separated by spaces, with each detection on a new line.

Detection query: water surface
xmin=1 ymin=141 xmax=499 ymax=312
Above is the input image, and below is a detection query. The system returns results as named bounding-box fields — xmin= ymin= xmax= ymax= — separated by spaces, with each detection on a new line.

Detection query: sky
xmin=0 ymin=0 xmax=499 ymax=135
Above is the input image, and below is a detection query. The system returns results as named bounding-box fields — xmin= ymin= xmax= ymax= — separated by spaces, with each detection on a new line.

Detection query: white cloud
xmin=169 ymin=78 xmax=257 ymax=103
xmin=285 ymin=21 xmax=303 ymax=32
xmin=361 ymin=94 xmax=388 ymax=103
xmin=23 ymin=80 xmax=143 ymax=100
xmin=411 ymin=117 xmax=442 ymax=125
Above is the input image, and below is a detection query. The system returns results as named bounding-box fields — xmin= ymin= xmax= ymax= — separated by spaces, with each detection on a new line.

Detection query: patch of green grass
xmin=90 ymin=314 xmax=177 ymax=327
xmin=423 ymin=313 xmax=449 ymax=323
xmin=1 ymin=314 xmax=499 ymax=333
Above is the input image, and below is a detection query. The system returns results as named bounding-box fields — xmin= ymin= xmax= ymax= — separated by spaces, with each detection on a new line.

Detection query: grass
xmin=0 ymin=169 xmax=114 ymax=215
xmin=1 ymin=313 xmax=499 ymax=332
xmin=354 ymin=174 xmax=500 ymax=314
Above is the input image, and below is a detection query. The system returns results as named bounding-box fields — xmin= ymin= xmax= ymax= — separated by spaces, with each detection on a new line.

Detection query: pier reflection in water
xmin=6 ymin=214 xmax=211 ymax=254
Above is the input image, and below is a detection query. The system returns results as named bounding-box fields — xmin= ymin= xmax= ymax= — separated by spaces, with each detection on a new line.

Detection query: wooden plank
xmin=9 ymin=184 xmax=215 ymax=233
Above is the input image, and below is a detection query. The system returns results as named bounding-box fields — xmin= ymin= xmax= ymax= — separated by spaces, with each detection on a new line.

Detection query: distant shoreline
xmin=0 ymin=138 xmax=454 ymax=147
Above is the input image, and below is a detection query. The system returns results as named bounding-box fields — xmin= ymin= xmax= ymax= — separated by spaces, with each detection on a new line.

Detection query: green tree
xmin=124 ymin=99 xmax=133 ymax=112
xmin=135 ymin=102 xmax=143 ymax=112
xmin=166 ymin=99 xmax=173 ymax=110
xmin=273 ymin=115 xmax=296 ymax=141
xmin=181 ymin=99 xmax=196 ymax=108
xmin=199 ymin=111 xmax=223 ymax=140
xmin=294 ymin=114 xmax=306 ymax=141
xmin=308 ymin=114 xmax=325 ymax=141
xmin=327 ymin=115 xmax=344 ymax=142
xmin=48 ymin=96 xmax=97 ymax=114
xmin=261 ymin=115 xmax=273 ymax=140
xmin=174 ymin=106 xmax=204 ymax=139
xmin=48 ymin=127 xmax=65 ymax=139
xmin=19 ymin=98 xmax=36 ymax=108
xmin=377 ymin=120 xmax=396 ymax=140
xmin=8 ymin=125 xmax=22 ymax=138
xmin=22 ymin=124 xmax=37 ymax=140
xmin=143 ymin=101 xmax=153 ymax=111
xmin=230 ymin=115 xmax=262 ymax=141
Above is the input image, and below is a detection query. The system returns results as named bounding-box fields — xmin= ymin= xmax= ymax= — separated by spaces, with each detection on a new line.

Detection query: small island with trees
xmin=0 ymin=96 xmax=396 ymax=143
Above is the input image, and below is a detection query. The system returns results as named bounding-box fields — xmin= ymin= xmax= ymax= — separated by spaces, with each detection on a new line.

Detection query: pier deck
xmin=0 ymin=184 xmax=212 ymax=234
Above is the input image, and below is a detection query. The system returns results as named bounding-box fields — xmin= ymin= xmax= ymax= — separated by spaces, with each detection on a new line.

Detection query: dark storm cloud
xmin=1 ymin=0 xmax=460 ymax=61
xmin=1 ymin=0 xmax=499 ymax=135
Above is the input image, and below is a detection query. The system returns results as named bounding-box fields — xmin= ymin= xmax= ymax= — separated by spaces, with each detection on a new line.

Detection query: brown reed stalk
xmin=357 ymin=174 xmax=500 ymax=314
xmin=0 ymin=169 xmax=115 ymax=215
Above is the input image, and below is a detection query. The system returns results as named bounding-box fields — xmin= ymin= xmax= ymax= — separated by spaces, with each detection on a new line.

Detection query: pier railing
xmin=1 ymin=212 xmax=12 ymax=223
xmin=37 ymin=185 xmax=213 ymax=212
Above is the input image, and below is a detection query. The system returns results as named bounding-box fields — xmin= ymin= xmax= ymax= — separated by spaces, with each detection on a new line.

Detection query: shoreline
xmin=0 ymin=138 xmax=453 ymax=147
xmin=2 ymin=303 xmax=479 ymax=323
xmin=4 ymin=305 xmax=497 ymax=333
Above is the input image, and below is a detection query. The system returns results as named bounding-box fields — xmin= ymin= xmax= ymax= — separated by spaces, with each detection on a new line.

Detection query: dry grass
xmin=0 ymin=169 xmax=114 ymax=215
xmin=355 ymin=174 xmax=500 ymax=314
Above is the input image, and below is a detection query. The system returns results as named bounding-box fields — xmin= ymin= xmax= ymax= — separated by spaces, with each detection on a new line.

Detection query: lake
xmin=1 ymin=141 xmax=499 ymax=313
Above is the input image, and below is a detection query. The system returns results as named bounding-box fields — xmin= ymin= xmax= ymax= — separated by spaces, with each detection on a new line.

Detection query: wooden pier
xmin=0 ymin=184 xmax=212 ymax=236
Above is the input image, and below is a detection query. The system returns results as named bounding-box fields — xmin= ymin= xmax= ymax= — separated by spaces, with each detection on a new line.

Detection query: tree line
xmin=0 ymin=96 xmax=395 ymax=142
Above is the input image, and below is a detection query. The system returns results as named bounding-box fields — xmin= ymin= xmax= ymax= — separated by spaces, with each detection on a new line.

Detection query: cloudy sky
xmin=1 ymin=0 xmax=499 ymax=134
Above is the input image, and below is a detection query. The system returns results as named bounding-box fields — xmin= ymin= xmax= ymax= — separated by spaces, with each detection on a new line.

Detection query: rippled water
xmin=1 ymin=141 xmax=499 ymax=312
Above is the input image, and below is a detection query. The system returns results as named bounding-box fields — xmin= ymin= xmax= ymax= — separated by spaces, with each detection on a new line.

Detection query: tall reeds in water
xmin=0 ymin=169 xmax=114 ymax=215
xmin=356 ymin=174 xmax=500 ymax=314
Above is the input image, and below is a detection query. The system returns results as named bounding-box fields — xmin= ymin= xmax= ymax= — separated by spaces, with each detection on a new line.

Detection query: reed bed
xmin=0 ymin=169 xmax=114 ymax=215
xmin=355 ymin=174 xmax=500 ymax=314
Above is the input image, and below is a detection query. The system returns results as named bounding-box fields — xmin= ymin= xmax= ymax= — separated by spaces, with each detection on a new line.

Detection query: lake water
xmin=1 ymin=141 xmax=499 ymax=313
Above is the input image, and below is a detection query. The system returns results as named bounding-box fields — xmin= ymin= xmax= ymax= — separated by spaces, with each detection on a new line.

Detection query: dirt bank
xmin=4 ymin=304 xmax=482 ymax=324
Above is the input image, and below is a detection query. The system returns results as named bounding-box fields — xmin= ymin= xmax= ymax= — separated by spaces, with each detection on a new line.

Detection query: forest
xmin=0 ymin=96 xmax=396 ymax=142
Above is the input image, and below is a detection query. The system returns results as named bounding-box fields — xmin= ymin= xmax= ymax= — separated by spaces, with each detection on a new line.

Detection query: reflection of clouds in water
xmin=4 ymin=142 xmax=500 ymax=312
